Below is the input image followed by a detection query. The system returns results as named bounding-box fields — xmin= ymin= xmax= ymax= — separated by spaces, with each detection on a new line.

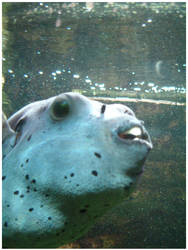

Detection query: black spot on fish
xmin=94 ymin=152 xmax=101 ymax=158
xmin=27 ymin=135 xmax=32 ymax=141
xmin=40 ymin=205 xmax=44 ymax=208
xmin=31 ymin=179 xmax=36 ymax=184
xmin=124 ymin=109 xmax=134 ymax=116
xmin=64 ymin=176 xmax=67 ymax=179
xmin=70 ymin=173 xmax=74 ymax=177
xmin=92 ymin=170 xmax=98 ymax=176
xmin=29 ymin=208 xmax=34 ymax=212
xmin=26 ymin=186 xmax=30 ymax=193
xmin=20 ymin=194 xmax=24 ymax=198
xmin=25 ymin=175 xmax=29 ymax=180
xmin=20 ymin=164 xmax=24 ymax=168
xmin=101 ymin=104 xmax=106 ymax=114
xmin=80 ymin=209 xmax=87 ymax=213
xmin=3 ymin=154 xmax=6 ymax=159
xmin=34 ymin=188 xmax=37 ymax=192
xmin=4 ymin=222 xmax=8 ymax=227
xmin=48 ymin=217 xmax=52 ymax=220
xmin=45 ymin=194 xmax=50 ymax=197
xmin=14 ymin=191 xmax=19 ymax=195
xmin=2 ymin=176 xmax=6 ymax=181
xmin=76 ymin=184 xmax=79 ymax=187
xmin=7 ymin=205 xmax=10 ymax=208
xmin=26 ymin=159 xmax=29 ymax=163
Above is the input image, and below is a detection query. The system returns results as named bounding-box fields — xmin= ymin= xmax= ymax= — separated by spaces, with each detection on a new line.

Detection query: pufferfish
xmin=2 ymin=92 xmax=152 ymax=248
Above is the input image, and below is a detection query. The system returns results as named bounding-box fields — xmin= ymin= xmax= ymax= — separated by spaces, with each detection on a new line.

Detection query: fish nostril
xmin=101 ymin=104 xmax=106 ymax=114
xmin=124 ymin=109 xmax=134 ymax=116
xmin=124 ymin=109 xmax=130 ymax=114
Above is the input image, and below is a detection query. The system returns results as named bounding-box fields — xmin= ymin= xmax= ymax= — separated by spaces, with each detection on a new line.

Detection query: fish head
xmin=3 ymin=92 xmax=152 ymax=247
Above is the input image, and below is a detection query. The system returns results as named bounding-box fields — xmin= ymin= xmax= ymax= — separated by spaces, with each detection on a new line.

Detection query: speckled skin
xmin=2 ymin=93 xmax=152 ymax=248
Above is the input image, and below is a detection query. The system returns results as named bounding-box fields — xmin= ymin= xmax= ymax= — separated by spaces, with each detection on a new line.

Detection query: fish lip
xmin=115 ymin=125 xmax=153 ymax=150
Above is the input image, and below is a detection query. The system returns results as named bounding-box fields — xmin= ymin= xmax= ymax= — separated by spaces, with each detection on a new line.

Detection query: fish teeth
xmin=123 ymin=127 xmax=142 ymax=137
xmin=118 ymin=126 xmax=143 ymax=140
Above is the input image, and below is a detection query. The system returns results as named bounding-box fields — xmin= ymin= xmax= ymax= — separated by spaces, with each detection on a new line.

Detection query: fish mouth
xmin=117 ymin=125 xmax=152 ymax=178
xmin=117 ymin=125 xmax=152 ymax=149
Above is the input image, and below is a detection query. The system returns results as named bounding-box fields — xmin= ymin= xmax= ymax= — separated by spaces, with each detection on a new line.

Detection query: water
xmin=2 ymin=2 xmax=185 ymax=248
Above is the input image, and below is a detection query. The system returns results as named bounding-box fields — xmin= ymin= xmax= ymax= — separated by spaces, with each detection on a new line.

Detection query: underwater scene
xmin=2 ymin=2 xmax=185 ymax=248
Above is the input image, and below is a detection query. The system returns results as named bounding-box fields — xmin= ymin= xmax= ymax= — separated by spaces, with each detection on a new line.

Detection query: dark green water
xmin=2 ymin=2 xmax=186 ymax=248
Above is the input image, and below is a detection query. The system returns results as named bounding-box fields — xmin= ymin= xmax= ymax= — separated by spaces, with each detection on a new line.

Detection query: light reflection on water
xmin=6 ymin=66 xmax=186 ymax=94
xmin=3 ymin=2 xmax=186 ymax=113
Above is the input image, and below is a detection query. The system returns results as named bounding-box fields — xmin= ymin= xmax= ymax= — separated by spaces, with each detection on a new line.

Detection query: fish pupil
xmin=53 ymin=101 xmax=69 ymax=118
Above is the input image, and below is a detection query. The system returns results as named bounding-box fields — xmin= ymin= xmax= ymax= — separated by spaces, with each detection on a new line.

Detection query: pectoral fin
xmin=2 ymin=113 xmax=17 ymax=157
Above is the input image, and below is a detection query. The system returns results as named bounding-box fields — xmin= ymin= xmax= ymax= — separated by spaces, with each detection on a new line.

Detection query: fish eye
xmin=50 ymin=97 xmax=70 ymax=121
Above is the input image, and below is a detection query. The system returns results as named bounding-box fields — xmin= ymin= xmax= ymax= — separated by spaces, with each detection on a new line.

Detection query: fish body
xmin=2 ymin=93 xmax=152 ymax=248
